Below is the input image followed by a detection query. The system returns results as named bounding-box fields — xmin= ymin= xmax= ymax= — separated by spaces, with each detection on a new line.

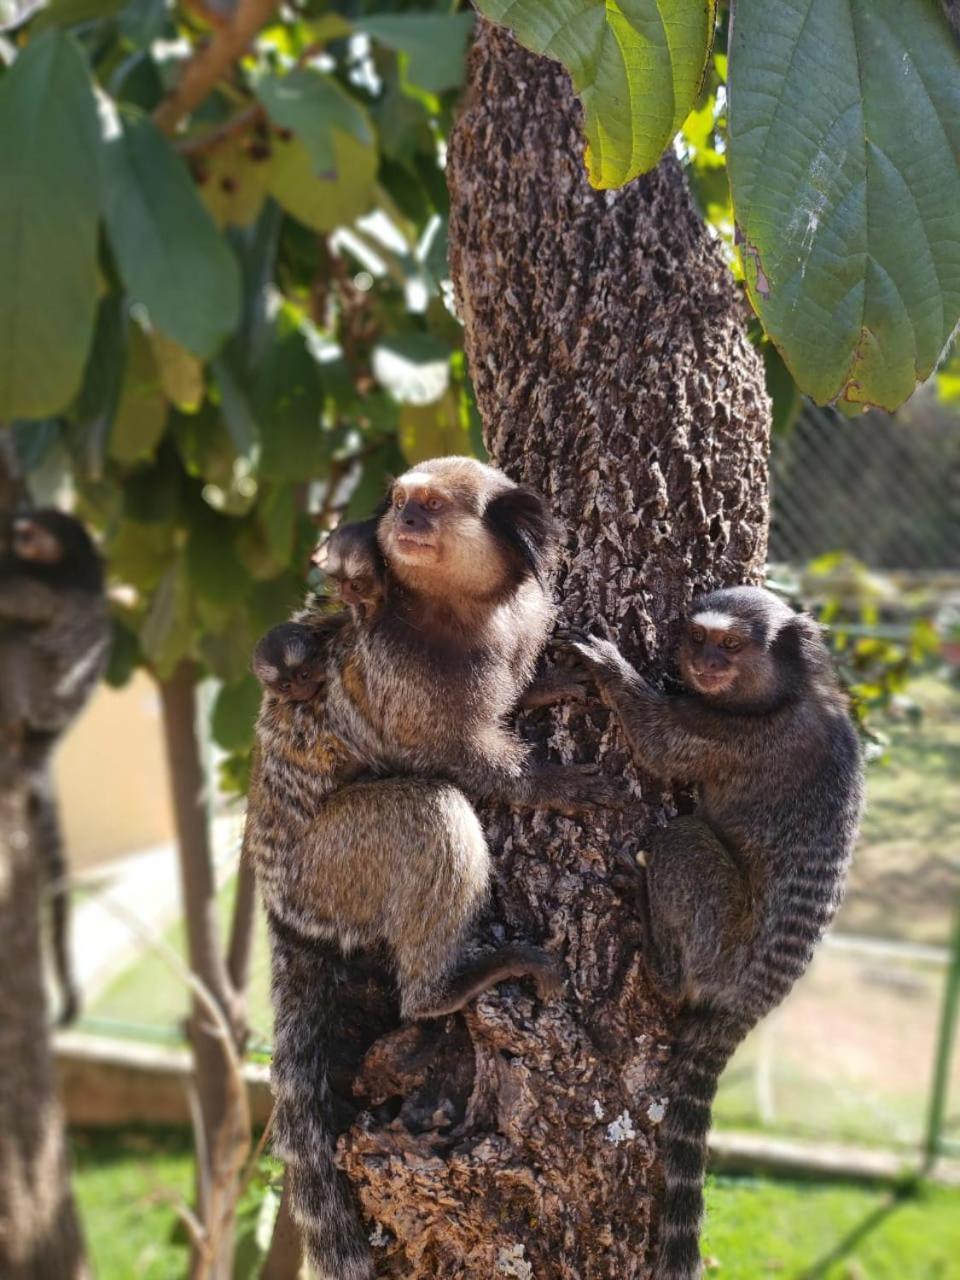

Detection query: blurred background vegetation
xmin=1 ymin=0 xmax=959 ymax=1275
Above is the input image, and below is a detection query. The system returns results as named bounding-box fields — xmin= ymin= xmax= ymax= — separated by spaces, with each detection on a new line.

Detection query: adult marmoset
xmin=0 ymin=509 xmax=110 ymax=1025
xmin=248 ymin=458 xmax=602 ymax=1280
xmin=567 ymin=585 xmax=864 ymax=1280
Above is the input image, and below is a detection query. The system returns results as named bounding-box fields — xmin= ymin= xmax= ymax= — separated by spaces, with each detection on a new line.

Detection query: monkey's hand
xmin=555 ymin=631 xmax=646 ymax=704
xmin=524 ymin=762 xmax=624 ymax=815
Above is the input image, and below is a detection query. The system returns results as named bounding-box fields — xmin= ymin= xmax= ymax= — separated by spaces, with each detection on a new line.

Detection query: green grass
xmin=72 ymin=1129 xmax=192 ymax=1279
xmin=702 ymin=1174 xmax=960 ymax=1279
xmin=70 ymin=1130 xmax=960 ymax=1280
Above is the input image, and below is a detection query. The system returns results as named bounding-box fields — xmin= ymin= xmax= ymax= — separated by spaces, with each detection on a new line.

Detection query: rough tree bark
xmin=300 ymin=22 xmax=772 ymax=1279
xmin=0 ymin=761 xmax=89 ymax=1280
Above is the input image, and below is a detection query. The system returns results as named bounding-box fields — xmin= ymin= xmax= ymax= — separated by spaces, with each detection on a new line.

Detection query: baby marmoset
xmin=248 ymin=458 xmax=605 ymax=1280
xmin=568 ymin=586 xmax=864 ymax=1280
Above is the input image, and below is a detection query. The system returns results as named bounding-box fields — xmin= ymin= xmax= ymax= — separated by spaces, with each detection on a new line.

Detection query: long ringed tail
xmin=268 ymin=914 xmax=374 ymax=1280
xmin=655 ymin=1005 xmax=753 ymax=1280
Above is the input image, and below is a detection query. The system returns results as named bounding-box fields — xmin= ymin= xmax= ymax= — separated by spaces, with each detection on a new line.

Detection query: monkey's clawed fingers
xmin=553 ymin=630 xmax=628 ymax=681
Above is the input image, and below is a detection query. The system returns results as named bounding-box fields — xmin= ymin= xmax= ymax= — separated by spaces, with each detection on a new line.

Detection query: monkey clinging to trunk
xmin=248 ymin=457 xmax=613 ymax=1280
xmin=566 ymin=585 xmax=864 ymax=1280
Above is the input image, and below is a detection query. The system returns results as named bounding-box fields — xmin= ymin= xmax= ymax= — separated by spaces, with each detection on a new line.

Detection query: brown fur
xmin=246 ymin=459 xmax=609 ymax=1280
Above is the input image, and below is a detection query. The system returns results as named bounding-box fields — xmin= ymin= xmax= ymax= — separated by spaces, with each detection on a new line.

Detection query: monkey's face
xmin=252 ymin=626 xmax=324 ymax=702
xmin=313 ymin=538 xmax=381 ymax=618
xmin=678 ymin=608 xmax=759 ymax=701
xmin=12 ymin=517 xmax=65 ymax=566
xmin=378 ymin=459 xmax=508 ymax=595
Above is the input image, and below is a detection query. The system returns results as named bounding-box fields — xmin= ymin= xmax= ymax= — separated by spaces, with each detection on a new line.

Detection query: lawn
xmin=71 ymin=1128 xmax=960 ymax=1279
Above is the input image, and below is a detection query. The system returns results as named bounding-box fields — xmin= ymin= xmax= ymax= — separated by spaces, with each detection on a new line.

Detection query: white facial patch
xmin=397 ymin=472 xmax=432 ymax=490
xmin=691 ymin=610 xmax=737 ymax=632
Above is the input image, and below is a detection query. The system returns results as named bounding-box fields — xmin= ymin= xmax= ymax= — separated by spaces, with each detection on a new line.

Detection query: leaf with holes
xmin=728 ymin=0 xmax=960 ymax=412
xmin=0 ymin=32 xmax=100 ymax=418
xmin=474 ymin=0 xmax=716 ymax=188
xmin=257 ymin=69 xmax=373 ymax=175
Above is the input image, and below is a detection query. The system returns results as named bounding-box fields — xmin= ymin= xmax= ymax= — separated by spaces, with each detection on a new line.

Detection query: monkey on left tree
xmin=0 ymin=509 xmax=110 ymax=1025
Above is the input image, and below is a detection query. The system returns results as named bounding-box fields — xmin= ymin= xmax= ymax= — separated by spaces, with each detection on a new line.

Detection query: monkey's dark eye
xmin=278 ymin=680 xmax=291 ymax=692
xmin=425 ymin=497 xmax=444 ymax=512
xmin=690 ymin=627 xmax=706 ymax=644
xmin=393 ymin=491 xmax=405 ymax=510
xmin=722 ymin=636 xmax=742 ymax=652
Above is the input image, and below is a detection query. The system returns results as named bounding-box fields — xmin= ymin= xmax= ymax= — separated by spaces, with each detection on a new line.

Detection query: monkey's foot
xmin=531 ymin=762 xmax=626 ymax=815
xmin=609 ymin=853 xmax=648 ymax=901
xmin=519 ymin=667 xmax=591 ymax=710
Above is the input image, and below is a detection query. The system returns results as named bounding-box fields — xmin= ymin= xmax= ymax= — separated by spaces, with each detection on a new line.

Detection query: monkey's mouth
xmin=689 ymin=669 xmax=735 ymax=694
xmin=394 ymin=534 xmax=438 ymax=556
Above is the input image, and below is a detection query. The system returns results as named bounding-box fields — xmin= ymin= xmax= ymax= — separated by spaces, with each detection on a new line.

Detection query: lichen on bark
xmin=334 ymin=21 xmax=770 ymax=1278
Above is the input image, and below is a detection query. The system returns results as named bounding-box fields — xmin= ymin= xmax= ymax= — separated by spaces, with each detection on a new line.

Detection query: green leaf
xmin=358 ymin=12 xmax=475 ymax=94
xmin=0 ymin=32 xmax=100 ymax=418
xmin=254 ymin=316 xmax=326 ymax=481
xmin=141 ymin=559 xmax=193 ymax=678
xmin=109 ymin=322 xmax=168 ymax=465
xmin=185 ymin=501 xmax=251 ymax=608
xmin=105 ymin=616 xmax=142 ymax=688
xmin=474 ymin=0 xmax=716 ymax=188
xmin=30 ymin=0 xmax=123 ymax=33
xmin=103 ymin=114 xmax=242 ymax=358
xmin=150 ymin=330 xmax=205 ymax=412
xmin=108 ymin=518 xmax=176 ymax=591
xmin=257 ymin=69 xmax=373 ymax=175
xmin=728 ymin=0 xmax=960 ymax=412
xmin=210 ymin=675 xmax=261 ymax=752
xmin=399 ymin=390 xmax=471 ymax=465
xmin=267 ymin=131 xmax=377 ymax=233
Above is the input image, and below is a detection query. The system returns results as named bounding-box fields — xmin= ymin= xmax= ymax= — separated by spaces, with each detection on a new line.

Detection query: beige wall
xmin=54 ymin=672 xmax=176 ymax=871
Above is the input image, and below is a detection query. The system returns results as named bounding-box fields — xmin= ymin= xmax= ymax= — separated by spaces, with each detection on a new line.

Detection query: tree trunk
xmin=0 ymin=760 xmax=89 ymax=1280
xmin=329 ymin=22 xmax=770 ymax=1279
xmin=159 ymin=662 xmax=249 ymax=1280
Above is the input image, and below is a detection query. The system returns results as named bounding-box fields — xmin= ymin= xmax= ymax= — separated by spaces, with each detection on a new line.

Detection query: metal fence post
xmin=924 ymin=887 xmax=960 ymax=1170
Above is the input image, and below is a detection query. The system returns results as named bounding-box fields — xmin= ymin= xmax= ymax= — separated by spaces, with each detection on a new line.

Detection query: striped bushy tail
xmin=268 ymin=915 xmax=374 ymax=1280
xmin=655 ymin=1005 xmax=754 ymax=1280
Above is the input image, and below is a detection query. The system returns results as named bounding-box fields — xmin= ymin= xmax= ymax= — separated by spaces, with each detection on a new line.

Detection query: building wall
xmin=53 ymin=672 xmax=176 ymax=871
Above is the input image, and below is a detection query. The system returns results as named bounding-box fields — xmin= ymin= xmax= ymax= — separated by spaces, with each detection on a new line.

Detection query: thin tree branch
xmin=153 ymin=0 xmax=281 ymax=135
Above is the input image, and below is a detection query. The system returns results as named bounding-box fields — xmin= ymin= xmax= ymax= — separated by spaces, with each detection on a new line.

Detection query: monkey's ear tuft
xmin=771 ymin=613 xmax=831 ymax=679
xmin=483 ymin=486 xmax=558 ymax=585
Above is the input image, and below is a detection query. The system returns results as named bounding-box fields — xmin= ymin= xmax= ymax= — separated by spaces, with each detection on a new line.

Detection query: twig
xmin=175 ymin=102 xmax=266 ymax=156
xmin=153 ymin=0 xmax=281 ymax=135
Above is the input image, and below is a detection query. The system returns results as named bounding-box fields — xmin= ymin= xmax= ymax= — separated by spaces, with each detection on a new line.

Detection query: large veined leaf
xmin=257 ymin=69 xmax=373 ymax=175
xmin=728 ymin=0 xmax=960 ymax=412
xmin=474 ymin=0 xmax=715 ymax=188
xmin=0 ymin=32 xmax=100 ymax=419
xmin=102 ymin=115 xmax=241 ymax=358
xmin=357 ymin=12 xmax=475 ymax=94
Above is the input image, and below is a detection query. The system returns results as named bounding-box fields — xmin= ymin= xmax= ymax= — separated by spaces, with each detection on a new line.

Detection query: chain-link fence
xmin=770 ymin=396 xmax=960 ymax=571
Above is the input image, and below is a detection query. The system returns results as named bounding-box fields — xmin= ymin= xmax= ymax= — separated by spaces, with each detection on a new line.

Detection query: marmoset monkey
xmin=566 ymin=586 xmax=864 ymax=1280
xmin=248 ymin=457 xmax=609 ymax=1280
xmin=0 ymin=510 xmax=110 ymax=1025
xmin=311 ymin=515 xmax=385 ymax=622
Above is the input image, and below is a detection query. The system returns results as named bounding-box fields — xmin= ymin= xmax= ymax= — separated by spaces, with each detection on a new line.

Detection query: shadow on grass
xmin=797 ymin=1185 xmax=911 ymax=1279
